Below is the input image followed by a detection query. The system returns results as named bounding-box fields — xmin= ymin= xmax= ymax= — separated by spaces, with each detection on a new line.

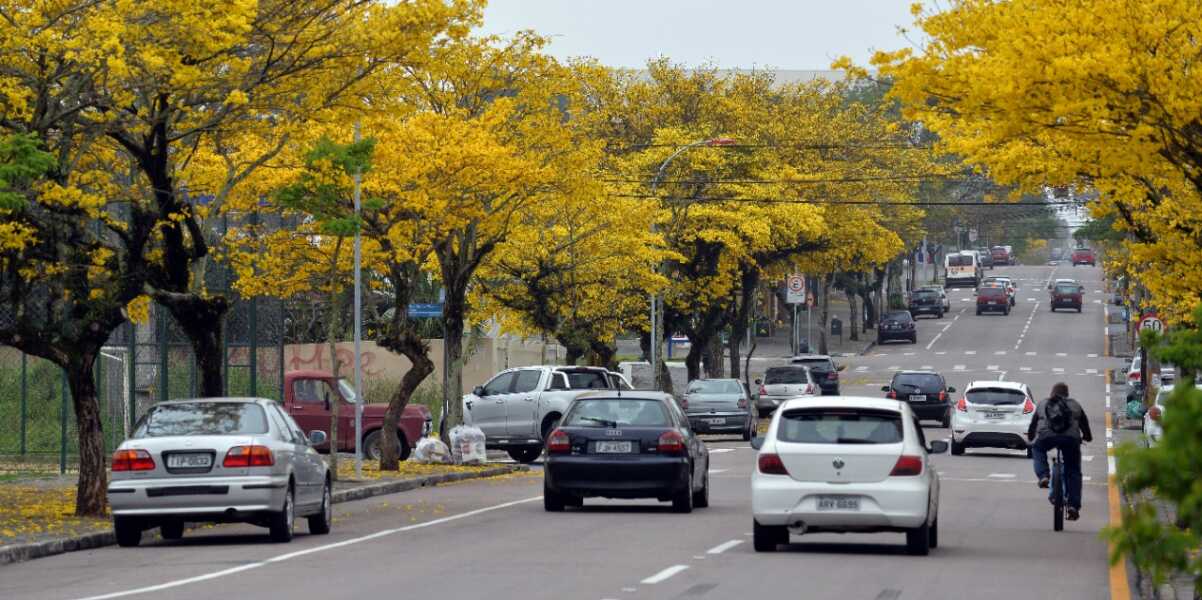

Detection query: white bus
xmin=945 ymin=251 xmax=981 ymax=288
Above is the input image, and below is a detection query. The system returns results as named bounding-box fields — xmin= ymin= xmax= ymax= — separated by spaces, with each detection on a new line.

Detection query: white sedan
xmin=751 ymin=396 xmax=945 ymax=555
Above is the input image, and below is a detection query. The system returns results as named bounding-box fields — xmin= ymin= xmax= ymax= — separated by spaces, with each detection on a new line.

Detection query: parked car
xmin=877 ymin=311 xmax=918 ymax=344
xmin=750 ymin=396 xmax=945 ymax=555
xmin=1072 ymin=247 xmax=1096 ymax=266
xmin=1126 ymin=354 xmax=1175 ymax=394
xmin=463 ymin=365 xmax=621 ymax=463
xmin=109 ymin=398 xmax=332 ymax=547
xmin=883 ymin=370 xmax=956 ymax=427
xmin=1049 ymin=282 xmax=1083 ymax=312
xmin=908 ymin=288 xmax=945 ymax=319
xmin=1144 ymin=382 xmax=1202 ymax=445
xmin=916 ymin=286 xmax=951 ymax=312
xmin=682 ymin=378 xmax=756 ymax=440
xmin=607 ymin=371 xmax=634 ymax=390
xmin=754 ymin=366 xmax=818 ymax=418
xmin=975 ymin=286 xmax=1010 ymax=315
xmin=990 ymin=246 xmax=1011 ymax=266
xmin=543 ymin=392 xmax=710 ymax=512
xmin=284 ymin=371 xmax=430 ymax=463
xmin=789 ymin=354 xmax=844 ymax=395
xmin=950 ymin=380 xmax=1036 ymax=455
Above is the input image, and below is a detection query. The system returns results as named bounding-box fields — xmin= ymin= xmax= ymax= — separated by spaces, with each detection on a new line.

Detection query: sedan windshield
xmin=134 ymin=403 xmax=270 ymax=438
xmin=777 ymin=409 xmax=903 ymax=444
xmin=563 ymin=399 xmax=669 ymax=427
xmin=966 ymin=388 xmax=1026 ymax=406
xmin=687 ymin=380 xmax=743 ymax=394
xmin=764 ymin=367 xmax=809 ymax=385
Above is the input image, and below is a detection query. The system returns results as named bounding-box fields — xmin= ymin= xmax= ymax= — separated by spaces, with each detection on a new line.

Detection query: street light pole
xmin=353 ymin=121 xmax=364 ymax=480
xmin=647 ymin=137 xmax=735 ymax=390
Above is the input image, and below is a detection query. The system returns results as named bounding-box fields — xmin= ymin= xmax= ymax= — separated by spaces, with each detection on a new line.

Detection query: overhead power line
xmin=604 ymin=175 xmax=965 ymax=186
xmin=610 ymin=194 xmax=1079 ymax=207
xmin=614 ymin=141 xmax=933 ymax=152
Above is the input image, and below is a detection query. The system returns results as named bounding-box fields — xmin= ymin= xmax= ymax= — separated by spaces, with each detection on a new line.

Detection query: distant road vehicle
xmin=543 ymin=392 xmax=710 ymax=512
xmin=944 ymin=251 xmax=982 ymax=288
xmin=877 ymin=311 xmax=918 ymax=345
xmin=976 ymin=247 xmax=995 ymax=269
xmin=1144 ymin=382 xmax=1202 ymax=445
xmin=789 ymin=354 xmax=844 ymax=395
xmin=109 ymin=398 xmax=332 ymax=547
xmin=1071 ymin=247 xmax=1096 ymax=266
xmin=883 ymin=370 xmax=956 ymax=428
xmin=1049 ymin=282 xmax=1084 ymax=313
xmin=751 ymin=396 xmax=945 ymax=555
xmin=950 ymin=381 xmax=1036 ymax=455
xmin=990 ymin=246 xmax=1011 ymax=266
xmin=915 ymin=286 xmax=951 ymax=312
xmin=284 ymin=371 xmax=430 ymax=462
xmin=755 ymin=366 xmax=818 ymax=418
xmin=908 ymin=288 xmax=945 ymax=319
xmin=982 ymin=276 xmax=1017 ymax=306
xmin=975 ymin=286 xmax=1011 ymax=315
xmin=682 ymin=378 xmax=756 ymax=440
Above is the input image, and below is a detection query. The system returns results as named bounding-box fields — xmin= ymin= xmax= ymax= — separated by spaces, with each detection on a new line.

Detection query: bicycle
xmin=1051 ymin=447 xmax=1065 ymax=532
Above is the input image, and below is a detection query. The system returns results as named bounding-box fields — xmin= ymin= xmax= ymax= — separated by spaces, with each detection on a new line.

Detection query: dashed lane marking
xmin=641 ymin=565 xmax=690 ymax=585
xmin=1053 ymin=368 xmax=1065 ymax=373
xmin=935 ymin=351 xmax=947 ymax=356
xmin=1087 ymin=369 xmax=1098 ymax=374
xmin=1089 ymin=353 xmax=1098 ymax=358
xmin=965 ymin=351 xmax=977 ymax=355
xmin=954 ymin=365 xmax=966 ymax=371
xmin=1056 ymin=352 xmax=1067 ymax=357
xmin=987 ymin=473 xmax=1017 ymax=479
xmin=888 ymin=366 xmax=900 ymax=371
xmin=987 ymin=365 xmax=1000 ymax=371
xmin=995 ymin=350 xmax=1007 ymax=355
xmin=706 ymin=540 xmax=744 ymax=555
xmin=921 ymin=365 xmax=934 ymax=370
xmin=1026 ymin=351 xmax=1037 ymax=356
xmin=709 ymin=448 xmax=734 ymax=454
xmin=1020 ymin=367 xmax=1032 ymax=371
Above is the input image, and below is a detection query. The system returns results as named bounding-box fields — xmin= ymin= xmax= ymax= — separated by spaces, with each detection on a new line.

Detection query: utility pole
xmin=352 ymin=122 xmax=364 ymax=480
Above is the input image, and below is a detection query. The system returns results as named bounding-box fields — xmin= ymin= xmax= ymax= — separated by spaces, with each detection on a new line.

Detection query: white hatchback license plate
xmin=705 ymin=418 xmax=725 ymax=425
xmin=167 ymin=453 xmax=211 ymax=469
xmin=983 ymin=411 xmax=1006 ymax=420
xmin=594 ymin=441 xmax=633 ymax=454
xmin=909 ymin=394 xmax=927 ymax=402
xmin=817 ymin=496 xmax=860 ymax=511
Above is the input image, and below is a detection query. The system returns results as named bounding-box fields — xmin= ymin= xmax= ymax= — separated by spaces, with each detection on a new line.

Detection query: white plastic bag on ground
xmin=413 ymin=437 xmax=451 ymax=464
xmin=450 ymin=425 xmax=487 ymax=465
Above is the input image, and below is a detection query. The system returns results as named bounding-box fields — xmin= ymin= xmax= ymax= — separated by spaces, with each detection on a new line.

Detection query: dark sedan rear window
xmin=980 ymin=287 xmax=1005 ymax=297
xmin=1055 ymin=285 xmax=1079 ymax=294
xmin=135 ymin=403 xmax=269 ymax=438
xmin=764 ymin=367 xmax=809 ymax=384
xmin=966 ymin=388 xmax=1027 ymax=406
xmin=912 ymin=290 xmax=937 ymax=298
xmin=884 ymin=311 xmax=913 ymax=322
xmin=564 ymin=399 xmax=669 ymax=427
xmin=893 ymin=373 xmax=943 ymax=392
xmin=777 ymin=409 xmax=903 ymax=444
xmin=793 ymin=359 xmax=833 ymax=371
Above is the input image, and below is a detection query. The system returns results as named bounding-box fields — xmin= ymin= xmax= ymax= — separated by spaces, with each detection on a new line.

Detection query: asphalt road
xmin=0 ymin=265 xmax=1122 ymax=600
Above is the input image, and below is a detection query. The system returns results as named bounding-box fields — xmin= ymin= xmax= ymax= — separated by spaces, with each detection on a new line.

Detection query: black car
xmin=877 ymin=311 xmax=917 ymax=344
xmin=883 ymin=370 xmax=956 ymax=427
xmin=908 ymin=288 xmax=945 ymax=319
xmin=543 ymin=392 xmax=710 ymax=513
xmin=976 ymin=248 xmax=995 ymax=269
xmin=789 ymin=354 xmax=843 ymax=395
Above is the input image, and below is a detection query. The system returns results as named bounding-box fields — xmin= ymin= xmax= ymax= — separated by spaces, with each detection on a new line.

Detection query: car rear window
xmin=1055 ymin=285 xmax=1079 ymax=294
xmin=912 ymin=290 xmax=937 ymax=298
xmin=563 ymin=370 xmax=610 ymax=390
xmin=885 ymin=311 xmax=912 ymax=322
xmin=893 ymin=373 xmax=943 ymax=392
xmin=764 ymin=367 xmax=810 ymax=384
xmin=948 ymin=254 xmax=973 ymax=266
xmin=966 ymin=388 xmax=1027 ymax=406
xmin=980 ymin=287 xmax=1005 ymax=297
xmin=777 ymin=409 xmax=903 ymax=444
xmin=792 ymin=359 xmax=833 ymax=371
xmin=687 ymin=380 xmax=743 ymax=394
xmin=134 ymin=403 xmax=270 ymax=438
xmin=563 ymin=399 xmax=669 ymax=427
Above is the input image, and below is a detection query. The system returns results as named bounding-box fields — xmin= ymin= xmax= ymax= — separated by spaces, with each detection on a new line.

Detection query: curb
xmin=0 ymin=464 xmax=526 ymax=567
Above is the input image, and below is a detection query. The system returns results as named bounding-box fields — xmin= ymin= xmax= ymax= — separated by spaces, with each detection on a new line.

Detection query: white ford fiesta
xmin=751 ymin=396 xmax=945 ymax=555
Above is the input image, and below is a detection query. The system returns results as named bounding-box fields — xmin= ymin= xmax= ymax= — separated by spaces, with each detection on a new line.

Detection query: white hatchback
xmin=751 ymin=397 xmax=945 ymax=555
xmin=950 ymin=381 xmax=1035 ymax=455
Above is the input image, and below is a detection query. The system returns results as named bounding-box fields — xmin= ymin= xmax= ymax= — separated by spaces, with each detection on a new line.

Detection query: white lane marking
xmin=75 ymin=496 xmax=544 ymax=600
xmin=1083 ymin=476 xmax=1093 ymax=482
xmin=622 ymin=588 xmax=638 ymax=593
xmin=1107 ymin=441 xmax=1114 ymax=449
xmin=1053 ymin=368 xmax=1065 ymax=373
xmin=904 ymin=352 xmax=916 ymax=356
xmin=1083 ymin=455 xmax=1094 ymax=462
xmin=954 ymin=365 xmax=966 ymax=371
xmin=641 ymin=565 xmax=690 ymax=585
xmin=855 ymin=366 xmax=869 ymax=372
xmin=921 ymin=365 xmax=934 ymax=370
xmin=1020 ymin=367 xmax=1032 ymax=371
xmin=995 ymin=350 xmax=1007 ymax=355
xmin=1056 ymin=352 xmax=1067 ymax=357
xmin=709 ymin=448 xmax=734 ymax=454
xmin=965 ymin=351 xmax=977 ymax=355
xmin=987 ymin=365 xmax=1000 ymax=371
xmin=925 ymin=331 xmax=943 ymax=350
xmin=1086 ymin=369 xmax=1098 ymax=374
xmin=708 ymin=469 xmax=728 ymax=474
xmin=1105 ymin=382 xmax=1111 ymax=394
xmin=1106 ymin=396 xmax=1111 ymax=409
xmin=987 ymin=473 xmax=1017 ymax=479
xmin=706 ymin=540 xmax=744 ymax=555
xmin=1026 ymin=351 xmax=1037 ymax=356
xmin=1109 ymin=456 xmax=1117 ymax=476
xmin=935 ymin=351 xmax=947 ymax=356
xmin=888 ymin=365 xmax=900 ymax=371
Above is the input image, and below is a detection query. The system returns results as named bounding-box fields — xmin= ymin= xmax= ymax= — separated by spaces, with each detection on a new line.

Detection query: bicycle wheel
xmin=1052 ymin=458 xmax=1065 ymax=532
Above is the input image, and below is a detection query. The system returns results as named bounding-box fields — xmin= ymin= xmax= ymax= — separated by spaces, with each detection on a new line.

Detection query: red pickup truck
xmin=283 ymin=370 xmax=432 ymax=462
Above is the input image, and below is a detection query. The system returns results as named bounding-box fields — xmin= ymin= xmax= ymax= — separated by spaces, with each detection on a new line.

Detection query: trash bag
xmin=1126 ymin=399 xmax=1147 ymax=420
xmin=449 ymin=425 xmax=488 ymax=465
xmin=413 ymin=438 xmax=451 ymax=464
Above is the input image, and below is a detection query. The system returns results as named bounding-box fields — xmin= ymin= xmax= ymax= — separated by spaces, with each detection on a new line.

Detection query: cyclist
xmin=1027 ymin=382 xmax=1093 ymax=521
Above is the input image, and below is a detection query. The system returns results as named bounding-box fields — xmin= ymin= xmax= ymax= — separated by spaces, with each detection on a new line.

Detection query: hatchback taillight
xmin=1023 ymin=398 xmax=1036 ymax=414
xmin=758 ymin=385 xmax=767 ymax=396
xmin=1129 ymin=371 xmax=1141 ymax=381
xmin=546 ymin=429 xmax=571 ymax=454
xmin=757 ymin=453 xmax=788 ymax=475
xmin=1149 ymin=406 xmax=1162 ymax=422
xmin=112 ymin=449 xmax=155 ymax=472
xmin=886 ymin=390 xmax=896 ymax=399
xmin=223 ymin=445 xmax=274 ymax=468
xmin=956 ymin=397 xmax=968 ymax=412
xmin=827 ymin=372 xmax=838 ymax=381
xmin=890 ymin=455 xmax=924 ymax=476
xmin=657 ymin=430 xmax=686 ymax=455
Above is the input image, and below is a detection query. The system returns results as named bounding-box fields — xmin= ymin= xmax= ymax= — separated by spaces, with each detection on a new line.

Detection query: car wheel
xmin=160 ymin=521 xmax=184 ymax=541
xmin=976 ymin=309 xmax=981 ymax=315
xmin=114 ymin=517 xmax=142 ymax=548
xmin=1077 ymin=306 xmax=1082 ymax=313
xmin=910 ymin=334 xmax=918 ymax=344
xmin=363 ymin=430 xmax=411 ymax=463
xmin=672 ymin=473 xmax=694 ymax=513
xmin=543 ymin=481 xmax=566 ymax=512
xmin=269 ymin=485 xmax=295 ymax=543
xmin=308 ymin=479 xmax=333 ymax=535
xmin=692 ymin=471 xmax=710 ymax=509
xmin=757 ymin=407 xmax=772 ymax=419
xmin=507 ymin=447 xmax=543 ymax=464
xmin=941 ymin=412 xmax=951 ymax=429
xmin=753 ymin=520 xmax=787 ymax=552
xmin=951 ymin=439 xmax=965 ymax=456
xmin=929 ymin=517 xmax=939 ymax=549
xmin=906 ymin=520 xmax=931 ymax=556
xmin=742 ymin=417 xmax=754 ymax=441
xmin=541 ymin=415 xmax=562 ymax=443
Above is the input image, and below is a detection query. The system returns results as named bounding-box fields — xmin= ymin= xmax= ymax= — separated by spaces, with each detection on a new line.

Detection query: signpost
xmin=787 ymin=275 xmax=805 ymax=354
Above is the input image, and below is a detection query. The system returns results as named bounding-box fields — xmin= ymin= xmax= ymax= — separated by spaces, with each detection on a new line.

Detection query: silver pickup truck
xmin=463 ymin=365 xmax=631 ymax=463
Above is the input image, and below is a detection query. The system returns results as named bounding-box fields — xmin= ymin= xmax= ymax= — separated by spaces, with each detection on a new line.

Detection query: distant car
xmin=1049 ymin=282 xmax=1083 ymax=312
xmin=877 ymin=311 xmax=918 ymax=345
xmin=751 ymin=396 xmax=946 ymax=555
xmin=976 ymin=247 xmax=995 ymax=269
xmin=543 ymin=392 xmax=710 ymax=512
xmin=1072 ymin=248 xmax=1096 ymax=266
xmin=109 ymin=398 xmax=333 ymax=547
xmin=990 ymin=246 xmax=1010 ymax=266
xmin=755 ymin=366 xmax=818 ymax=418
xmin=883 ymin=370 xmax=956 ymax=428
xmin=908 ymin=288 xmax=945 ymax=319
xmin=1047 ymin=277 xmax=1078 ymax=291
xmin=682 ymin=378 xmax=755 ymax=440
xmin=950 ymin=381 xmax=1036 ymax=455
xmin=284 ymin=371 xmax=430 ymax=462
xmin=789 ymin=354 xmax=844 ymax=395
xmin=975 ymin=286 xmax=1010 ymax=315
xmin=981 ymin=276 xmax=1016 ymax=306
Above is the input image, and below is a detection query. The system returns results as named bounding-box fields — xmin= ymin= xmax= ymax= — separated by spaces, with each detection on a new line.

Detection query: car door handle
xmin=523 ymin=397 xmax=534 ymax=402
xmin=496 ymin=399 xmax=505 ymax=404
xmin=466 ymin=400 xmax=473 ymax=411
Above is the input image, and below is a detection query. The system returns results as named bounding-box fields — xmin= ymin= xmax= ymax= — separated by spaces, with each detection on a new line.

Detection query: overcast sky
xmin=477 ymin=0 xmax=920 ymax=70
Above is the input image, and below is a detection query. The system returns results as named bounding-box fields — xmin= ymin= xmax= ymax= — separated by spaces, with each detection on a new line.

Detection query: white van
xmin=945 ymin=251 xmax=981 ymax=288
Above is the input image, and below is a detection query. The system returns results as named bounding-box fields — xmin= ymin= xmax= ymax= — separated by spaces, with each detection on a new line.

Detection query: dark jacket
xmin=1027 ymin=395 xmax=1093 ymax=442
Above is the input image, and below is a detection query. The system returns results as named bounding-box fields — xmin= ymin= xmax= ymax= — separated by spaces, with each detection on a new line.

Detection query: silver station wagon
xmin=108 ymin=398 xmax=332 ymax=546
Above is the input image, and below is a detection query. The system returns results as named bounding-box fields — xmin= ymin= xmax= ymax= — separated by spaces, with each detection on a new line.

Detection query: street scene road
xmin=0 ymin=265 xmax=1120 ymax=600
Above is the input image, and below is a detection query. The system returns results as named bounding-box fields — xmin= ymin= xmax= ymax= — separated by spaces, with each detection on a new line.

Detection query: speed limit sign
xmin=786 ymin=274 xmax=806 ymax=304
xmin=1138 ymin=315 xmax=1165 ymax=334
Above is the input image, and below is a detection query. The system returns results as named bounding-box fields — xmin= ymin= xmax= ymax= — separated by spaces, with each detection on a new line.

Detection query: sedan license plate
xmin=909 ymin=394 xmax=927 ymax=402
xmin=594 ymin=441 xmax=633 ymax=454
xmin=705 ymin=417 xmax=725 ymax=425
xmin=167 ymin=453 xmax=211 ymax=469
xmin=816 ymin=496 xmax=860 ymax=511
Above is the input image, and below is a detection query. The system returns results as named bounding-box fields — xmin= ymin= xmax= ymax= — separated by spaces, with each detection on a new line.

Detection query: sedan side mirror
xmin=472 ymin=386 xmax=486 ymax=397
xmin=750 ymin=436 xmax=765 ymax=450
xmin=947 ymin=386 xmax=956 ymax=393
xmin=309 ymin=430 xmax=328 ymax=447
xmin=881 ymin=385 xmax=891 ymax=392
xmin=927 ymin=440 xmax=949 ymax=454
xmin=754 ymin=379 xmax=762 ymax=385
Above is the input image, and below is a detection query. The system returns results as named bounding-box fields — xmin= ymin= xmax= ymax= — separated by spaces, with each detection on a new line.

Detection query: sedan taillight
xmin=657 ymin=430 xmax=686 ymax=455
xmin=1149 ymin=406 xmax=1162 ymax=422
xmin=956 ymin=397 xmax=968 ymax=412
xmin=112 ymin=449 xmax=155 ymax=472
xmin=757 ymin=453 xmax=788 ymax=475
xmin=938 ymin=391 xmax=947 ymax=402
xmin=890 ymin=455 xmax=924 ymax=476
xmin=223 ymin=445 xmax=274 ymax=468
xmin=546 ymin=429 xmax=571 ymax=454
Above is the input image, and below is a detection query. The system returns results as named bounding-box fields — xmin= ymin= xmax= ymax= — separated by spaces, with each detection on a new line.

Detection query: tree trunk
xmin=159 ymin=294 xmax=229 ymax=397
xmin=67 ymin=353 xmax=107 ymax=516
xmin=861 ymin=290 xmax=877 ymax=330
xmin=442 ymin=309 xmax=465 ymax=434
xmin=381 ymin=332 xmax=434 ymax=471
xmin=702 ymin=336 xmax=724 ymax=378
xmin=847 ymin=289 xmax=860 ymax=342
xmin=728 ymin=268 xmax=759 ymax=379
xmin=587 ymin=339 xmax=617 ymax=371
xmin=819 ymin=276 xmax=831 ymax=355
xmin=684 ymin=338 xmax=705 ymax=383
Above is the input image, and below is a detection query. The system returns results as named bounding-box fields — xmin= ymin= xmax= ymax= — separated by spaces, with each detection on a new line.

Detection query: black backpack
xmin=1046 ymin=396 xmax=1073 ymax=434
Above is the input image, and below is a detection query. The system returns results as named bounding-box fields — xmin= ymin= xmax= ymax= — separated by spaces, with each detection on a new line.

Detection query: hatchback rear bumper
xmin=109 ymin=474 xmax=288 ymax=517
xmin=545 ymin=456 xmax=690 ymax=499
xmin=752 ymin=473 xmax=929 ymax=530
